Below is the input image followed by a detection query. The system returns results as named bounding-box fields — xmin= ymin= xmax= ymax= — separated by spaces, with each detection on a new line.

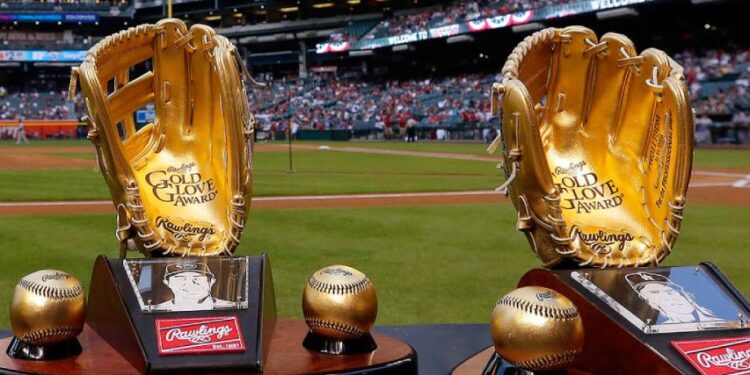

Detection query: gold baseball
xmin=490 ymin=286 xmax=583 ymax=371
xmin=302 ymin=265 xmax=377 ymax=341
xmin=10 ymin=270 xmax=86 ymax=346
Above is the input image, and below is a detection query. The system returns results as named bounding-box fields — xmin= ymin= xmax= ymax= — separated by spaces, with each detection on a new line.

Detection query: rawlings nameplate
xmin=672 ymin=337 xmax=750 ymax=375
xmin=156 ymin=316 xmax=246 ymax=355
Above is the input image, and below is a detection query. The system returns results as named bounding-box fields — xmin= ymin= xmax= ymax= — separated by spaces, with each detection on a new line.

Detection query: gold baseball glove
xmin=70 ymin=19 xmax=256 ymax=257
xmin=489 ymin=26 xmax=693 ymax=268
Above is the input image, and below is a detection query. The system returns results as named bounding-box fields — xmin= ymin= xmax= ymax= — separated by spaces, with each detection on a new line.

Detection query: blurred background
xmin=0 ymin=0 xmax=746 ymax=145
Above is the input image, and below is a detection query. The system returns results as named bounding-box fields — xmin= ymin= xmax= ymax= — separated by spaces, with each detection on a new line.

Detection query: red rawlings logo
xmin=156 ymin=316 xmax=245 ymax=355
xmin=672 ymin=337 xmax=750 ymax=375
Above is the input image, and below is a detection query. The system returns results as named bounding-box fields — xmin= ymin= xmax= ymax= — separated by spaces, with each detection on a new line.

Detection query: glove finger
xmin=612 ymin=48 xmax=671 ymax=162
xmin=643 ymin=75 xmax=693 ymax=252
xmin=186 ymin=24 xmax=217 ymax=147
xmin=501 ymin=78 xmax=566 ymax=266
xmin=661 ymin=76 xmax=694 ymax=199
xmin=502 ymin=27 xmax=556 ymax=104
xmin=582 ymin=33 xmax=637 ymax=141
xmin=542 ymin=26 xmax=597 ymax=138
xmin=153 ymin=19 xmax=191 ymax=150
xmin=213 ymin=36 xmax=247 ymax=190
xmin=213 ymin=35 xmax=252 ymax=252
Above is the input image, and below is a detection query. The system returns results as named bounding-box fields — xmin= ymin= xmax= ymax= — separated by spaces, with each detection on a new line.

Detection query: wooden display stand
xmin=454 ymin=264 xmax=750 ymax=375
xmin=0 ymin=318 xmax=416 ymax=374
xmin=0 ymin=254 xmax=416 ymax=374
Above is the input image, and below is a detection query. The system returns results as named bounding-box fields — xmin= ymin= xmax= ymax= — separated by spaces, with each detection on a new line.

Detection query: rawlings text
xmin=570 ymin=226 xmax=634 ymax=255
xmin=156 ymin=316 xmax=245 ymax=355
xmin=156 ymin=217 xmax=215 ymax=242
xmin=672 ymin=337 xmax=750 ymax=375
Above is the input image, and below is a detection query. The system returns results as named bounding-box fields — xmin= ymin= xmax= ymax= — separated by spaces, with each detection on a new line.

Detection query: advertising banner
xmin=316 ymin=0 xmax=658 ymax=54
xmin=0 ymin=13 xmax=98 ymax=23
xmin=0 ymin=50 xmax=87 ymax=62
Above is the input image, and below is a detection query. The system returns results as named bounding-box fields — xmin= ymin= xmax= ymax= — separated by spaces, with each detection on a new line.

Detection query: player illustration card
xmin=123 ymin=257 xmax=249 ymax=313
xmin=571 ymin=265 xmax=749 ymax=334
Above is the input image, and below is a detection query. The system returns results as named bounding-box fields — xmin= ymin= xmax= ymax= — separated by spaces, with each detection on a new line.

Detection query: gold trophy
xmin=455 ymin=26 xmax=750 ymax=375
xmin=64 ymin=18 xmax=276 ymax=374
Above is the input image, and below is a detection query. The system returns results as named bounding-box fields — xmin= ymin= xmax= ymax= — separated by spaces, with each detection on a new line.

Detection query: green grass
xmin=0 ymin=169 xmax=109 ymax=201
xmin=693 ymin=149 xmax=750 ymax=170
xmin=0 ymin=150 xmax=502 ymax=201
xmin=285 ymin=141 xmax=750 ymax=169
xmin=25 ymin=142 xmax=750 ymax=171
xmin=3 ymin=138 xmax=750 ymax=168
xmin=0 ymin=203 xmax=746 ymax=328
xmin=0 ymin=142 xmax=748 ymax=201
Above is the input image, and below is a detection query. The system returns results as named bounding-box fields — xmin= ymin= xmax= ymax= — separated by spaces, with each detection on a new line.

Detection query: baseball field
xmin=0 ymin=139 xmax=748 ymax=328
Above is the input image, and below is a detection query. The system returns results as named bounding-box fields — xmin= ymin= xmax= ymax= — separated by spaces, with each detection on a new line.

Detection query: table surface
xmin=0 ymin=322 xmax=492 ymax=375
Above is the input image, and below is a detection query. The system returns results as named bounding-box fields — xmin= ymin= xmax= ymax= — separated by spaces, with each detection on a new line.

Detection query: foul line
xmin=693 ymin=170 xmax=750 ymax=177
xmin=0 ymin=191 xmax=500 ymax=208
xmin=0 ymin=177 xmax=746 ymax=209
xmin=254 ymin=190 xmax=498 ymax=201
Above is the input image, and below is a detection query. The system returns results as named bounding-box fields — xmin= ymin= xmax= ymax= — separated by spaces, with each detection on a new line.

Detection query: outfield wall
xmin=0 ymin=120 xmax=82 ymax=139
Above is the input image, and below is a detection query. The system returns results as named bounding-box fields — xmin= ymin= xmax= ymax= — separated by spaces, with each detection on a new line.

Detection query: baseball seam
xmin=19 ymin=327 xmax=82 ymax=345
xmin=514 ymin=349 xmax=580 ymax=370
xmin=308 ymin=275 xmax=370 ymax=295
xmin=19 ymin=280 xmax=83 ymax=300
xmin=305 ymin=317 xmax=365 ymax=338
xmin=496 ymin=295 xmax=578 ymax=320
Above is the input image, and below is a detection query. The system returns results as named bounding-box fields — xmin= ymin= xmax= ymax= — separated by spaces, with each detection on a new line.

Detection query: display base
xmin=303 ymin=331 xmax=377 ymax=355
xmin=452 ymin=347 xmax=586 ymax=375
xmin=5 ymin=337 xmax=82 ymax=361
xmin=518 ymin=263 xmax=750 ymax=375
xmin=86 ymin=254 xmax=276 ymax=374
xmin=0 ymin=318 xmax=416 ymax=374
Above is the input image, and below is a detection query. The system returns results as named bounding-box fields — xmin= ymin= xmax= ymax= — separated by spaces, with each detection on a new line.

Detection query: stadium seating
xmin=0 ymin=0 xmax=128 ymax=11
xmin=0 ymin=45 xmax=750 ymax=143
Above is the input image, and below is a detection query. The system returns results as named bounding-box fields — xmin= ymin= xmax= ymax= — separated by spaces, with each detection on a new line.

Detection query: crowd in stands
xmin=0 ymin=0 xmax=126 ymax=8
xmin=680 ymin=48 xmax=750 ymax=144
xmin=369 ymin=0 xmax=567 ymax=39
xmin=679 ymin=49 xmax=750 ymax=114
xmin=0 ymin=88 xmax=75 ymax=121
xmin=2 ymin=46 xmax=750 ymax=144
xmin=248 ymin=72 xmax=495 ymax=140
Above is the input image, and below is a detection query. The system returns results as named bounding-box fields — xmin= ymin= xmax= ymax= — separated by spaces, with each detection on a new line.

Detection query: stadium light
xmin=392 ymin=44 xmax=411 ymax=52
xmin=349 ymin=50 xmax=373 ymax=57
xmin=312 ymin=2 xmax=334 ymax=8
xmin=205 ymin=15 xmax=221 ymax=21
xmin=347 ymin=0 xmax=360 ymax=4
xmin=296 ymin=30 xmax=318 ymax=38
xmin=512 ymin=22 xmax=544 ymax=33
xmin=280 ymin=6 xmax=299 ymax=12
xmin=596 ymin=7 xmax=638 ymax=20
xmin=446 ymin=35 xmax=474 ymax=44
xmin=314 ymin=29 xmax=338 ymax=37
